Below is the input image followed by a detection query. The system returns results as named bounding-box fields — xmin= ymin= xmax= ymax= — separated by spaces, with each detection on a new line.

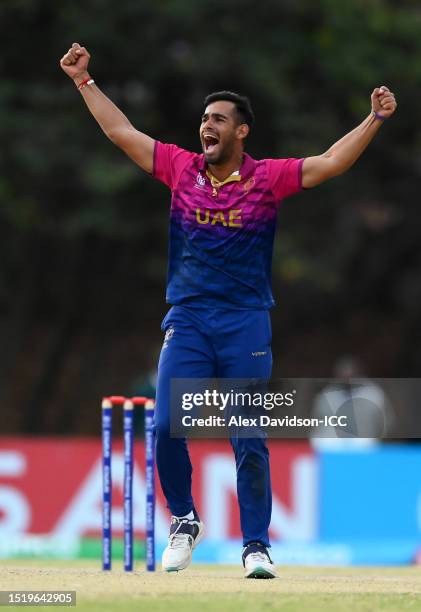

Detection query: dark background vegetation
xmin=1 ymin=0 xmax=421 ymax=434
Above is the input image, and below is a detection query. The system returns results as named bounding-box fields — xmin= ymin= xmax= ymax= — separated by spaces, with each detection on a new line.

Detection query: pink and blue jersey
xmin=153 ymin=141 xmax=304 ymax=309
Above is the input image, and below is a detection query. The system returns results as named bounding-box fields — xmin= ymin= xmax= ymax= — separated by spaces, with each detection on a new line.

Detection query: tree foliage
xmin=1 ymin=0 xmax=421 ymax=431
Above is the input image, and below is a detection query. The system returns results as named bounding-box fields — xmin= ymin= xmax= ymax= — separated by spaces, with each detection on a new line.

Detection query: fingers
xmin=76 ymin=46 xmax=89 ymax=59
xmin=60 ymin=42 xmax=89 ymax=66
xmin=373 ymin=86 xmax=390 ymax=99
xmin=60 ymin=48 xmax=77 ymax=67
xmin=380 ymin=97 xmax=397 ymax=112
xmin=60 ymin=52 xmax=73 ymax=67
xmin=72 ymin=42 xmax=89 ymax=57
xmin=379 ymin=87 xmax=396 ymax=111
xmin=371 ymin=85 xmax=397 ymax=116
xmin=68 ymin=43 xmax=81 ymax=62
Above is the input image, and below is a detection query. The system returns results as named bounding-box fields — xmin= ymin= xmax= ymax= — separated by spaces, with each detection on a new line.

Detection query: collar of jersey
xmin=198 ymin=152 xmax=256 ymax=180
xmin=206 ymin=169 xmax=242 ymax=188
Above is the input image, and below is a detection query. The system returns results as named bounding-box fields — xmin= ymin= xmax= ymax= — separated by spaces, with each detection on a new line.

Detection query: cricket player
xmin=60 ymin=43 xmax=397 ymax=578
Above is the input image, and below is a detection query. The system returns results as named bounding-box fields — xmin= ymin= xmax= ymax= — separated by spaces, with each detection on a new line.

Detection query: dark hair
xmin=204 ymin=91 xmax=254 ymax=128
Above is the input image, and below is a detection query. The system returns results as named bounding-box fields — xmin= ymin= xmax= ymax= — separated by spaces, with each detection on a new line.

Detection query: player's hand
xmin=371 ymin=86 xmax=397 ymax=119
xmin=60 ymin=43 xmax=91 ymax=82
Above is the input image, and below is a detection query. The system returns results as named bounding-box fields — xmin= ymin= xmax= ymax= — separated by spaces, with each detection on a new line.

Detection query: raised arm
xmin=302 ymin=86 xmax=397 ymax=188
xmin=60 ymin=42 xmax=155 ymax=173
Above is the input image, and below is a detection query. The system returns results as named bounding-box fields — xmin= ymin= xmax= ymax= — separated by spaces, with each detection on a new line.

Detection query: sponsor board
xmin=0 ymin=439 xmax=316 ymax=552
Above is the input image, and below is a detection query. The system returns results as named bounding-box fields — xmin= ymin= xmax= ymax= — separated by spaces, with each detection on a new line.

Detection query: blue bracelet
xmin=373 ymin=111 xmax=387 ymax=121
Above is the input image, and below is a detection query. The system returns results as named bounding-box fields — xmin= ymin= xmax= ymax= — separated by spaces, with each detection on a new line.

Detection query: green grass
xmin=75 ymin=593 xmax=421 ymax=612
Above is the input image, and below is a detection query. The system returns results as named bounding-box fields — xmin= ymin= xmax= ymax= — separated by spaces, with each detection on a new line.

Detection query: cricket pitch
xmin=0 ymin=560 xmax=420 ymax=611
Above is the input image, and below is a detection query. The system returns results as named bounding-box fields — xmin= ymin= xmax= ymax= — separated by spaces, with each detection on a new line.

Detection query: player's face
xmin=200 ymin=101 xmax=245 ymax=164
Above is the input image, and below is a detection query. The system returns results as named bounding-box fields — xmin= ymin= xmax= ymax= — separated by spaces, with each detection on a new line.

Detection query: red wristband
xmin=77 ymin=77 xmax=94 ymax=90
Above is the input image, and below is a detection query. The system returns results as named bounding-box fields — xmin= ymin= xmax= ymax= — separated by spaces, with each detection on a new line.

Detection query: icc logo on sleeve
xmin=163 ymin=326 xmax=175 ymax=349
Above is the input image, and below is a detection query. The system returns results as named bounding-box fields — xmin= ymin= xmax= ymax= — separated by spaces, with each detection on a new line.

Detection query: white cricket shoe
xmin=162 ymin=515 xmax=204 ymax=572
xmin=242 ymin=542 xmax=278 ymax=579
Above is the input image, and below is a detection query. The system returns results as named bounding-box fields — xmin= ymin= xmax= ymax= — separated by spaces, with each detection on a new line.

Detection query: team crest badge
xmin=243 ymin=176 xmax=255 ymax=193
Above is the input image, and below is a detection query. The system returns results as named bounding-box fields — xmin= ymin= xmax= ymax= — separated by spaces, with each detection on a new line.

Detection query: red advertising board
xmin=0 ymin=438 xmax=315 ymax=543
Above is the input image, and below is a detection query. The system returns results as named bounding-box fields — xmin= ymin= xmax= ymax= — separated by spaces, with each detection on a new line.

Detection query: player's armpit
xmin=107 ymin=126 xmax=155 ymax=174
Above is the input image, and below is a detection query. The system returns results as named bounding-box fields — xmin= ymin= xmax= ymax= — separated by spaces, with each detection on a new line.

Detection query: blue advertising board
xmin=318 ymin=444 xmax=421 ymax=564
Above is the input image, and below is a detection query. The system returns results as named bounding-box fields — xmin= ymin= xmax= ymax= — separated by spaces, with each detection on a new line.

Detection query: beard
xmin=203 ymin=141 xmax=234 ymax=165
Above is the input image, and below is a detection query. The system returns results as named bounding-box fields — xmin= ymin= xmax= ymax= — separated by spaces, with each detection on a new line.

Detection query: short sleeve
xmin=153 ymin=141 xmax=195 ymax=191
xmin=266 ymin=158 xmax=305 ymax=202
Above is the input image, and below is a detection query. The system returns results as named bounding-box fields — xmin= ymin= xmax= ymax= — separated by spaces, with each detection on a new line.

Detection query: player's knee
xmin=239 ymin=451 xmax=270 ymax=498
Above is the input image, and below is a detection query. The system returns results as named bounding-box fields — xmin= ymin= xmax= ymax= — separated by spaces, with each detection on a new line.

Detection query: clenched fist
xmin=60 ymin=42 xmax=91 ymax=84
xmin=371 ymin=86 xmax=397 ymax=119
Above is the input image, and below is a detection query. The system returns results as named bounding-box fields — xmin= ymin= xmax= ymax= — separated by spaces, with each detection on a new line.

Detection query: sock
xmin=177 ymin=510 xmax=194 ymax=520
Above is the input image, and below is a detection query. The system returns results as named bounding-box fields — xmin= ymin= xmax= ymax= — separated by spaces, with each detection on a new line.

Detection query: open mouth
xmin=203 ymin=133 xmax=219 ymax=154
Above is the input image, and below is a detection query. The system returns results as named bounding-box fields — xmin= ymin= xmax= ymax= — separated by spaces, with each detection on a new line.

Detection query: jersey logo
xmin=243 ymin=176 xmax=255 ymax=193
xmin=195 ymin=208 xmax=242 ymax=227
xmin=194 ymin=172 xmax=206 ymax=190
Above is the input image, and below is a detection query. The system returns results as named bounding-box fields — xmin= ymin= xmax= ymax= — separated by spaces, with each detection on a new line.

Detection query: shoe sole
xmin=163 ymin=522 xmax=205 ymax=573
xmin=165 ymin=565 xmax=187 ymax=573
xmin=244 ymin=565 xmax=278 ymax=579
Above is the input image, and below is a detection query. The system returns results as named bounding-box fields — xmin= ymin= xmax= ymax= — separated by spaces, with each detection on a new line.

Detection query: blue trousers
xmin=155 ymin=305 xmax=273 ymax=547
